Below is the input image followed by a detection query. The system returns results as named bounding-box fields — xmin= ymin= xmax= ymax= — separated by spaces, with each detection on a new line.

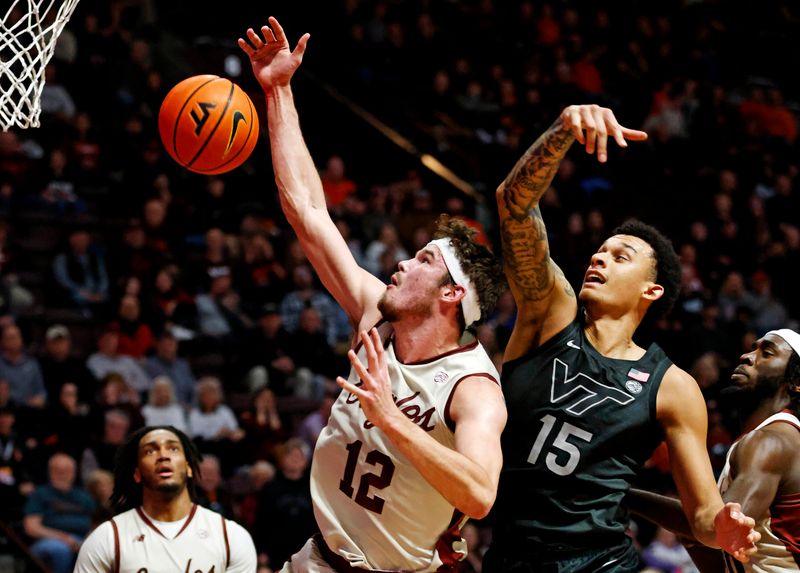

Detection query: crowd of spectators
xmin=0 ymin=1 xmax=799 ymax=572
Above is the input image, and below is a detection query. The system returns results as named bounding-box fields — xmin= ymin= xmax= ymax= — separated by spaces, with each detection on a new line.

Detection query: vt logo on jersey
xmin=190 ymin=102 xmax=217 ymax=135
xmin=550 ymin=358 xmax=634 ymax=415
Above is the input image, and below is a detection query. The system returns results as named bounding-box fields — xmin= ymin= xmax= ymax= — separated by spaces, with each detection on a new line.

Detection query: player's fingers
xmin=261 ymin=25 xmax=277 ymax=43
xmin=620 ymin=126 xmax=648 ymax=141
xmin=580 ymin=107 xmax=597 ymax=154
xmin=360 ymin=330 xmax=379 ymax=370
xmin=237 ymin=38 xmax=255 ymax=57
xmin=269 ymin=16 xmax=287 ymax=43
xmin=592 ymin=107 xmax=609 ymax=162
xmin=336 ymin=376 xmax=364 ymax=397
xmin=602 ymin=110 xmax=628 ymax=148
xmin=564 ymin=107 xmax=585 ymax=144
xmin=247 ymin=28 xmax=264 ymax=48
xmin=293 ymin=33 xmax=311 ymax=59
xmin=368 ymin=328 xmax=387 ymax=370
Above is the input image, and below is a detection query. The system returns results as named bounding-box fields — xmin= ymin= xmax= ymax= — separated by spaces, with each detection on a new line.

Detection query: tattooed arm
xmin=498 ymin=105 xmax=648 ymax=361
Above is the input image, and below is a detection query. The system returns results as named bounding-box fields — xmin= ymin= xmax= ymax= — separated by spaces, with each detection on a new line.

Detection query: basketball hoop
xmin=0 ymin=0 xmax=81 ymax=131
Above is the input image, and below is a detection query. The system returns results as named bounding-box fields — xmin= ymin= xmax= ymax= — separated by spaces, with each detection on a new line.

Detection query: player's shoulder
xmin=656 ymin=364 xmax=705 ymax=422
xmin=733 ymin=422 xmax=799 ymax=472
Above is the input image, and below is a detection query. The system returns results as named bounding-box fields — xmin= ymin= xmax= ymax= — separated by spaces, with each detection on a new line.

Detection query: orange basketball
xmin=158 ymin=75 xmax=259 ymax=175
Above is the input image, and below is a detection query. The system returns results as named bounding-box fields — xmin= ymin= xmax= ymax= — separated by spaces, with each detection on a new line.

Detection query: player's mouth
xmin=730 ymin=366 xmax=749 ymax=381
xmin=156 ymin=467 xmax=174 ymax=478
xmin=583 ymin=270 xmax=606 ymax=286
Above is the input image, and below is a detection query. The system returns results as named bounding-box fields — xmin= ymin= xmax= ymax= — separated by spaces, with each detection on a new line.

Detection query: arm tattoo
xmin=499 ymin=118 xmax=575 ymax=302
xmin=502 ymin=118 xmax=575 ymax=222
xmin=501 ymin=207 xmax=554 ymax=301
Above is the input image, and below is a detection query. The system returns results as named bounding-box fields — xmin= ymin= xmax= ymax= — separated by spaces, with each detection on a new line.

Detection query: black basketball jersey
xmin=492 ymin=316 xmax=673 ymax=553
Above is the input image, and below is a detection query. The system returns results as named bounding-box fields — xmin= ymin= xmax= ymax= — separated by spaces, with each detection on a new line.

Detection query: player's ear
xmin=187 ymin=463 xmax=193 ymax=479
xmin=442 ymin=283 xmax=466 ymax=303
xmin=133 ymin=468 xmax=141 ymax=483
xmin=642 ymin=282 xmax=663 ymax=302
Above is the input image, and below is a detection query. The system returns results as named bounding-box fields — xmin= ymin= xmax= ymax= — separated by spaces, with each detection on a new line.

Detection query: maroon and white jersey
xmin=719 ymin=411 xmax=800 ymax=572
xmin=311 ymin=329 xmax=499 ymax=572
xmin=74 ymin=504 xmax=257 ymax=573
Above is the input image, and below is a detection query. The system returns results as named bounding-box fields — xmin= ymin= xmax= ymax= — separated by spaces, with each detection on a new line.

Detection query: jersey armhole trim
xmin=221 ymin=515 xmax=230 ymax=568
xmin=110 ymin=518 xmax=120 ymax=573
xmin=444 ymin=373 xmax=499 ymax=432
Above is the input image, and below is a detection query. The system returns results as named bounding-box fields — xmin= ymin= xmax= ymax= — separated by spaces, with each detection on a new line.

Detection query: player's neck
xmin=742 ymin=395 xmax=791 ymax=433
xmin=583 ymin=312 xmax=644 ymax=360
xmin=141 ymin=488 xmax=194 ymax=522
xmin=391 ymin=316 xmax=462 ymax=363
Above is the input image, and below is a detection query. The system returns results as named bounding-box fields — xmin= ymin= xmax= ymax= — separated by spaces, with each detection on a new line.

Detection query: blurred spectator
xmin=239 ymin=388 xmax=285 ymax=464
xmin=141 ymin=376 xmax=187 ymax=431
xmin=109 ymin=218 xmax=167 ymax=284
xmin=746 ymin=270 xmax=788 ymax=334
xmin=0 ymin=324 xmax=46 ymax=408
xmin=197 ymin=454 xmax=234 ymax=519
xmin=144 ymin=330 xmax=197 ymax=407
xmin=23 ymin=453 xmax=94 ymax=573
xmin=110 ymin=294 xmax=154 ymax=358
xmin=280 ymin=265 xmax=348 ymax=347
xmin=39 ymin=64 xmax=76 ymax=123
xmin=320 ymin=154 xmax=358 ymax=207
xmin=297 ymin=392 xmax=336 ymax=451
xmin=239 ymin=303 xmax=295 ymax=396
xmin=83 ymin=468 xmax=113 ymax=526
xmin=640 ymin=527 xmax=698 ymax=573
xmin=145 ymin=265 xmax=198 ymax=336
xmin=86 ymin=329 xmax=151 ymax=396
xmin=51 ymin=228 xmax=109 ymax=315
xmin=0 ymin=221 xmax=34 ymax=316
xmin=38 ymin=324 xmax=96 ymax=404
xmin=188 ymin=377 xmax=244 ymax=471
xmin=195 ymin=265 xmax=252 ymax=340
xmin=41 ymin=382 xmax=91 ymax=463
xmin=235 ymin=234 xmax=288 ymax=313
xmin=0 ymin=406 xmax=33 ymax=523
xmin=37 ymin=148 xmax=86 ymax=214
xmin=254 ymin=438 xmax=316 ymax=570
xmin=287 ymin=307 xmax=347 ymax=398
xmin=79 ymin=408 xmax=130 ymax=484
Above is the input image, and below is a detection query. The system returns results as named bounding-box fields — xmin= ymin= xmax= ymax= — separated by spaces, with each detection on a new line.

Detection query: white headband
xmin=428 ymin=238 xmax=481 ymax=328
xmin=767 ymin=329 xmax=800 ymax=357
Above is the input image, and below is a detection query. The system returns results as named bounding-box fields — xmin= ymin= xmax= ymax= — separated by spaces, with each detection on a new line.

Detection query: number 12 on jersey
xmin=339 ymin=440 xmax=396 ymax=514
xmin=527 ymin=414 xmax=593 ymax=476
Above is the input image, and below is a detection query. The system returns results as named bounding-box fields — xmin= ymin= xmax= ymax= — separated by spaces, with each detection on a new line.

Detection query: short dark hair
xmin=785 ymin=350 xmax=800 ymax=414
xmin=433 ymin=215 xmax=507 ymax=332
xmin=612 ymin=219 xmax=681 ymax=319
xmin=110 ymin=426 xmax=203 ymax=514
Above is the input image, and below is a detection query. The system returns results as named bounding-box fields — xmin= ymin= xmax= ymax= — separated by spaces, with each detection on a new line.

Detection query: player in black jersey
xmin=484 ymin=104 xmax=759 ymax=573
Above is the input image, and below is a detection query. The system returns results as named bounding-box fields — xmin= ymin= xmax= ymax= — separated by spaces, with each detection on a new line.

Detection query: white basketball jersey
xmin=311 ymin=328 xmax=499 ymax=572
xmin=718 ymin=411 xmax=800 ymax=572
xmin=110 ymin=504 xmax=231 ymax=573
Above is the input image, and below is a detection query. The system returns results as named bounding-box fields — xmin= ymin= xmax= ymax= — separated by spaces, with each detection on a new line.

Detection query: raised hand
xmin=714 ymin=502 xmax=760 ymax=563
xmin=560 ymin=104 xmax=648 ymax=163
xmin=337 ymin=329 xmax=400 ymax=430
xmin=238 ymin=16 xmax=310 ymax=90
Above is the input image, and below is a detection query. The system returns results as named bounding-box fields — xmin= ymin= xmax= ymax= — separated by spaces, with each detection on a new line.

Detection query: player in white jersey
xmin=629 ymin=328 xmax=800 ymax=571
xmin=73 ymin=426 xmax=257 ymax=573
xmin=238 ymin=16 xmax=508 ymax=573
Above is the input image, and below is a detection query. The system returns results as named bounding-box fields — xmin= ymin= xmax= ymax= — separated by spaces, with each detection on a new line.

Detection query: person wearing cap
xmin=629 ymin=328 xmax=800 ymax=572
xmin=240 ymin=18 xmax=508 ymax=573
xmin=486 ymin=104 xmax=757 ymax=573
xmin=38 ymin=324 xmax=96 ymax=404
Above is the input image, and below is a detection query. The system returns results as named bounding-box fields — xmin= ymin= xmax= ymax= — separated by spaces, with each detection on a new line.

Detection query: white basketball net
xmin=0 ymin=0 xmax=80 ymax=130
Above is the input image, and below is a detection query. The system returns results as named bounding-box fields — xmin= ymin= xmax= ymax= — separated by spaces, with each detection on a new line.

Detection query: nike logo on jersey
xmin=566 ymin=339 xmax=581 ymax=350
xmin=550 ymin=358 xmax=635 ymax=415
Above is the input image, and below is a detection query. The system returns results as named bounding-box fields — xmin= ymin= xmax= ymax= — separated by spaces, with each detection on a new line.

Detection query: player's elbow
xmin=461 ymin=488 xmax=496 ymax=520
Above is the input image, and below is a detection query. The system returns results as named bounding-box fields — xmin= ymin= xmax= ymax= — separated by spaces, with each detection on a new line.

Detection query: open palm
xmin=238 ymin=16 xmax=310 ymax=89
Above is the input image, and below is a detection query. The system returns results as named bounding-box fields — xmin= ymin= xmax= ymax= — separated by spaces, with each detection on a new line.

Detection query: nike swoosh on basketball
xmin=566 ymin=340 xmax=581 ymax=349
xmin=224 ymin=111 xmax=247 ymax=155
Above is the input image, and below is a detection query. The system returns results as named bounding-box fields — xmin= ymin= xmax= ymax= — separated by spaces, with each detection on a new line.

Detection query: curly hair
xmin=785 ymin=350 xmax=800 ymax=415
xmin=612 ymin=219 xmax=681 ymax=319
xmin=110 ymin=425 xmax=203 ymax=514
xmin=433 ymin=215 xmax=507 ymax=332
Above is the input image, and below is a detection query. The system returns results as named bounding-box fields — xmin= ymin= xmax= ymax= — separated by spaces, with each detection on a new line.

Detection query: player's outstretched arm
xmin=657 ymin=366 xmax=760 ymax=562
xmin=498 ymin=105 xmax=647 ymax=361
xmin=239 ymin=17 xmax=385 ymax=325
xmin=338 ymin=329 xmax=507 ymax=518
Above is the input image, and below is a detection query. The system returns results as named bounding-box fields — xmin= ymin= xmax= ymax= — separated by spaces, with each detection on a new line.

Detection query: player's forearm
xmin=627 ymin=488 xmax=696 ymax=539
xmin=692 ymin=502 xmax=725 ymax=548
xmin=496 ymin=117 xmax=575 ymax=221
xmin=380 ymin=414 xmax=496 ymax=519
xmin=264 ymin=84 xmax=327 ymax=222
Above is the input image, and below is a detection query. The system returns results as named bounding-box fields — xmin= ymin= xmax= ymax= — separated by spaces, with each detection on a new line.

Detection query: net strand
xmin=0 ymin=0 xmax=80 ymax=130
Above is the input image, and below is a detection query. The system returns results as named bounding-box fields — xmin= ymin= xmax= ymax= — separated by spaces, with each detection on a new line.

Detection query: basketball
xmin=158 ymin=75 xmax=259 ymax=175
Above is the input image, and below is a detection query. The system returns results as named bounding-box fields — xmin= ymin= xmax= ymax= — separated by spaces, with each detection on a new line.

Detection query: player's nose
xmin=589 ymin=252 xmax=606 ymax=268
